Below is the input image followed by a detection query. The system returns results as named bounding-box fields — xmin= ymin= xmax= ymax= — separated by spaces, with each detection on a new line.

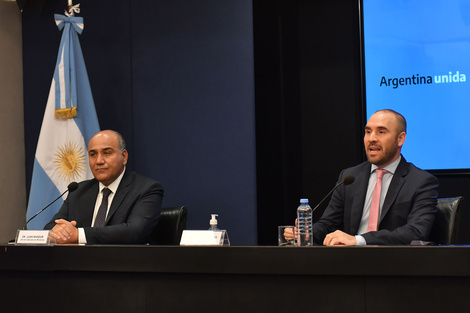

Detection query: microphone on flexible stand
xmin=312 ymin=175 xmax=355 ymax=212
xmin=23 ymin=182 xmax=79 ymax=230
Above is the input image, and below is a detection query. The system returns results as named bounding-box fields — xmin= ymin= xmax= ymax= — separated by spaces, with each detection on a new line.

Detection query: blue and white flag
xmin=26 ymin=13 xmax=100 ymax=229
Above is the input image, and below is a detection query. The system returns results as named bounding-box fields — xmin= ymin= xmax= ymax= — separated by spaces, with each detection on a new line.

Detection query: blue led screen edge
xmin=363 ymin=0 xmax=470 ymax=171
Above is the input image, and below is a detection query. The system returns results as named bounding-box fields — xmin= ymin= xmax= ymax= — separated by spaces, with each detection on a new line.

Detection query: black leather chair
xmin=152 ymin=206 xmax=188 ymax=245
xmin=429 ymin=197 xmax=463 ymax=245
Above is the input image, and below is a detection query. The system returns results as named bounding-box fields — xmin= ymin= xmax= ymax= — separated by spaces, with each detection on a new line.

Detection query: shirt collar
xmin=371 ymin=155 xmax=401 ymax=175
xmin=99 ymin=167 xmax=126 ymax=194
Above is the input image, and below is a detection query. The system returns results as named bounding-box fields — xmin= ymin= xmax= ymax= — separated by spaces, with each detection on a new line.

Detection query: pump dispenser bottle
xmin=209 ymin=214 xmax=220 ymax=231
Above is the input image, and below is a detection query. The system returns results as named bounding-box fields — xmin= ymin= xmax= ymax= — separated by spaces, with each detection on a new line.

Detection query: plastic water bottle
xmin=297 ymin=198 xmax=313 ymax=246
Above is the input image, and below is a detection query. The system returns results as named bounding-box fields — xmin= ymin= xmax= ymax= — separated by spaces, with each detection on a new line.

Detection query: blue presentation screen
xmin=362 ymin=0 xmax=470 ymax=171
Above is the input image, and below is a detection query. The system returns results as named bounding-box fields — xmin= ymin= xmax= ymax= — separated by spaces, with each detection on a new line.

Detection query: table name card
xmin=15 ymin=230 xmax=56 ymax=245
xmin=180 ymin=230 xmax=229 ymax=246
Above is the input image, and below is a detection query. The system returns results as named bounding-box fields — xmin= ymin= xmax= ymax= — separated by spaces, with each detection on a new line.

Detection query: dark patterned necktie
xmin=94 ymin=188 xmax=112 ymax=227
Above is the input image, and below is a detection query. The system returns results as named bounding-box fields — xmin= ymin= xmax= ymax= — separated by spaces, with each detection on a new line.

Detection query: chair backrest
xmin=153 ymin=206 xmax=188 ymax=245
xmin=429 ymin=197 xmax=463 ymax=245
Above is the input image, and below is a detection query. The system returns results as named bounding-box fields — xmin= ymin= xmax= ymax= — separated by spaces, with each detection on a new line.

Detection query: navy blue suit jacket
xmin=313 ymin=156 xmax=439 ymax=245
xmin=44 ymin=170 xmax=164 ymax=244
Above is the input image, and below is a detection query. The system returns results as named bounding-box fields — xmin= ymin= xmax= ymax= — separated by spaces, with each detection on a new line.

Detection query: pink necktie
xmin=367 ymin=169 xmax=388 ymax=232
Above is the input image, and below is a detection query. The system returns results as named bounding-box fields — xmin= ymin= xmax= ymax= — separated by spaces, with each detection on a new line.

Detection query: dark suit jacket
xmin=44 ymin=170 xmax=164 ymax=244
xmin=313 ymin=156 xmax=439 ymax=245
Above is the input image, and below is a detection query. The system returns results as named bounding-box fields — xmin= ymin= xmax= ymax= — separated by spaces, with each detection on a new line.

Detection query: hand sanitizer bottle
xmin=209 ymin=214 xmax=220 ymax=231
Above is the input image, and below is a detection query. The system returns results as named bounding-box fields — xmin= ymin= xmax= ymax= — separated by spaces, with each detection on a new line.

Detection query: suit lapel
xmin=380 ymin=157 xmax=409 ymax=222
xmin=105 ymin=170 xmax=133 ymax=225
xmin=81 ymin=181 xmax=99 ymax=227
xmin=350 ymin=162 xmax=372 ymax=234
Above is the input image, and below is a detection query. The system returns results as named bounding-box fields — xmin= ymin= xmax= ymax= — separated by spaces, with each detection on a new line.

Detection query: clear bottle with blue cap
xmin=297 ymin=198 xmax=313 ymax=246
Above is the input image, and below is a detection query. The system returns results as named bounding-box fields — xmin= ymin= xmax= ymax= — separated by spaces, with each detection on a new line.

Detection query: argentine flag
xmin=26 ymin=13 xmax=100 ymax=230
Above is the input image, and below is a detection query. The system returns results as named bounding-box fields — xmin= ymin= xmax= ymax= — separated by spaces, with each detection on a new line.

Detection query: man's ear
xmin=398 ymin=132 xmax=406 ymax=148
xmin=122 ymin=149 xmax=128 ymax=165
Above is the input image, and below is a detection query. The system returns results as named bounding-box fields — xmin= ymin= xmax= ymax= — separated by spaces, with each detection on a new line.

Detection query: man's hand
xmin=51 ymin=219 xmax=79 ymax=244
xmin=323 ymin=230 xmax=356 ymax=246
xmin=283 ymin=227 xmax=295 ymax=241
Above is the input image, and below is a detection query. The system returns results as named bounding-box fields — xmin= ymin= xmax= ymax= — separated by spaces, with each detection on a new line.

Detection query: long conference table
xmin=1 ymin=244 xmax=470 ymax=313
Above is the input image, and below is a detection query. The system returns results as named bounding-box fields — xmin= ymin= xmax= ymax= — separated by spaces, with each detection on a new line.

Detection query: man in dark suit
xmin=44 ymin=130 xmax=164 ymax=244
xmin=315 ymin=109 xmax=438 ymax=246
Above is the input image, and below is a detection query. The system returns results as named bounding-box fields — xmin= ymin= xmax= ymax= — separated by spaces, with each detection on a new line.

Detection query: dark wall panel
xmin=130 ymin=0 xmax=257 ymax=244
xmin=80 ymin=1 xmax=134 ymax=157
xmin=254 ymin=0 xmax=364 ymax=244
xmin=253 ymin=0 xmax=303 ymax=245
xmin=297 ymin=0 xmax=364 ymax=217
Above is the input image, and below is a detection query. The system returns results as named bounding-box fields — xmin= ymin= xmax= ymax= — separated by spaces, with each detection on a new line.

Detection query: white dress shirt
xmin=78 ymin=168 xmax=126 ymax=244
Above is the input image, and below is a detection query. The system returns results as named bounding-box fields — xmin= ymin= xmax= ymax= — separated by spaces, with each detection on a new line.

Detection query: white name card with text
xmin=15 ymin=230 xmax=56 ymax=245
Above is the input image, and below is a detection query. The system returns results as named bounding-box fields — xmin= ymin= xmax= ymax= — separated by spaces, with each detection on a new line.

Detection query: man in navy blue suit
xmin=315 ymin=109 xmax=439 ymax=246
xmin=45 ymin=130 xmax=164 ymax=244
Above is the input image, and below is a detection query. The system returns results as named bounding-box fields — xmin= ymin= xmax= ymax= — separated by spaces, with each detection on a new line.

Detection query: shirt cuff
xmin=78 ymin=228 xmax=87 ymax=244
xmin=355 ymin=235 xmax=366 ymax=246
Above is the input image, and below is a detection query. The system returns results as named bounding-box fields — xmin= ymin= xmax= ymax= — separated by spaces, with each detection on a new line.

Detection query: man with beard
xmin=313 ymin=109 xmax=439 ymax=246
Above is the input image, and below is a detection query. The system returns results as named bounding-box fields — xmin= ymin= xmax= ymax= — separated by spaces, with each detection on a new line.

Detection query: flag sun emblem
xmin=54 ymin=142 xmax=87 ymax=182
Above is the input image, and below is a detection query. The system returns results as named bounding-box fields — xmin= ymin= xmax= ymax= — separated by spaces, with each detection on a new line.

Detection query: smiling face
xmin=364 ymin=111 xmax=406 ymax=168
xmin=88 ymin=131 xmax=128 ymax=186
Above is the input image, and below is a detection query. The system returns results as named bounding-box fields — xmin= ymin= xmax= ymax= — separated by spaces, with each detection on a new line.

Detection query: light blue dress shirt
xmin=355 ymin=156 xmax=401 ymax=245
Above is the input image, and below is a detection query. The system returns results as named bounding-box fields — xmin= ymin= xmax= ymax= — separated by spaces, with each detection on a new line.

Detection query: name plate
xmin=180 ymin=230 xmax=229 ymax=246
xmin=15 ymin=230 xmax=56 ymax=245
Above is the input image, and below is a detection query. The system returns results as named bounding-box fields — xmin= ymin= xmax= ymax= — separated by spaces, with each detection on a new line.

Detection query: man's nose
xmin=96 ymin=154 xmax=105 ymax=164
xmin=368 ymin=131 xmax=377 ymax=141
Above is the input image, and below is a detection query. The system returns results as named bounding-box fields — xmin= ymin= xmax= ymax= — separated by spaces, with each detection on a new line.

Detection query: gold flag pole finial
xmin=65 ymin=1 xmax=80 ymax=17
